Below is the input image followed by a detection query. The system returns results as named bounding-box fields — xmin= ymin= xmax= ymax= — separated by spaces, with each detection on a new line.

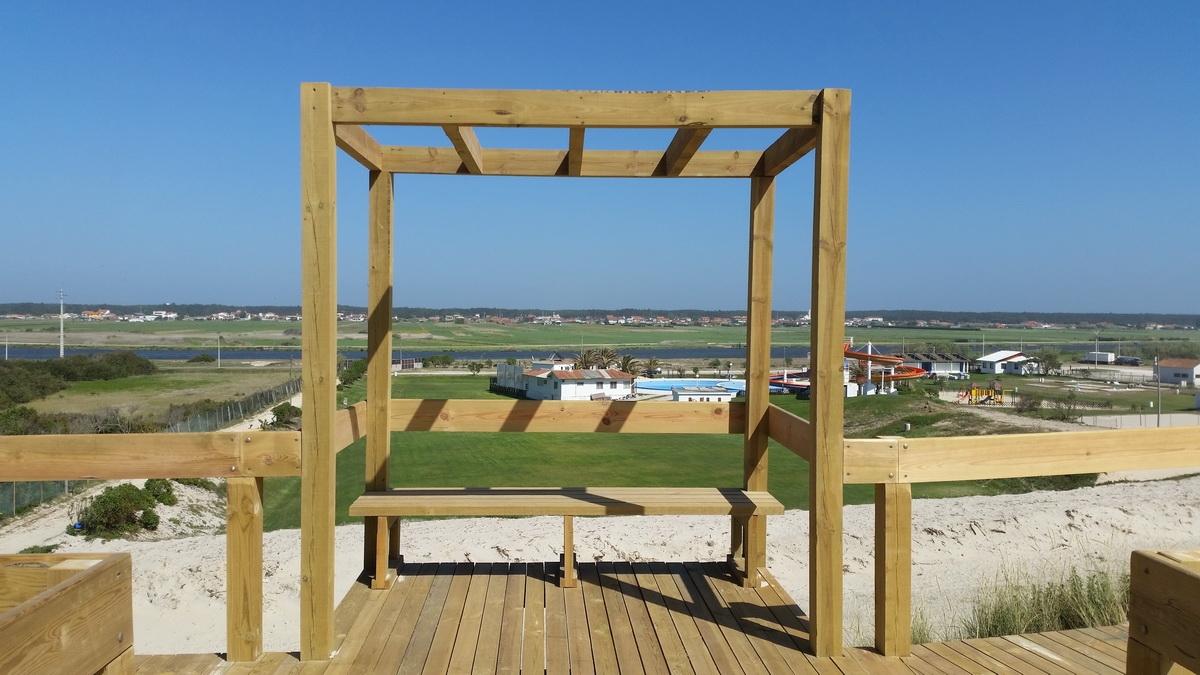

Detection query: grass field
xmin=4 ymin=317 xmax=1196 ymax=357
xmin=260 ymin=375 xmax=1100 ymax=531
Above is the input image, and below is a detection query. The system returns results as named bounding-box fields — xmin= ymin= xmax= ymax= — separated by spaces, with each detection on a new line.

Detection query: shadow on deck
xmin=135 ymin=561 xmax=1132 ymax=674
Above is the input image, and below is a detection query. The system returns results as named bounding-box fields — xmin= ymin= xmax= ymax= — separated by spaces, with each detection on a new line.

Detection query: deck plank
xmin=702 ymin=561 xmax=814 ymax=675
xmin=1020 ymin=633 xmax=1121 ymax=675
xmin=420 ymin=562 xmax=475 ymax=674
xmin=1005 ymin=635 xmax=1096 ymax=674
xmin=614 ymin=561 xmax=672 ymax=675
xmin=470 ymin=562 xmax=510 ymax=675
xmin=914 ymin=642 xmax=983 ymax=673
xmin=642 ymin=561 xmax=721 ymax=675
xmin=940 ymin=640 xmax=1024 ymax=674
xmin=495 ymin=561 xmax=528 ymax=674
xmin=357 ymin=562 xmax=437 ymax=673
xmin=1057 ymin=628 xmax=1126 ymax=662
xmin=679 ymin=561 xmax=767 ymax=674
xmin=521 ymin=562 xmax=547 ymax=675
xmin=563 ymin=562 xmax=595 ymax=675
xmin=446 ymin=562 xmax=493 ymax=673
xmin=580 ymin=562 xmax=621 ymax=674
xmin=754 ymin=569 xmax=843 ymax=675
xmin=544 ymin=562 xmax=570 ymax=675
xmin=972 ymin=636 xmax=1075 ymax=675
xmin=597 ymin=562 xmax=647 ymax=675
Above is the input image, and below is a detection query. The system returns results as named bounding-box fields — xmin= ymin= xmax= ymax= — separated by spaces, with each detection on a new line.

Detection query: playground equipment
xmin=957 ymin=383 xmax=1006 ymax=405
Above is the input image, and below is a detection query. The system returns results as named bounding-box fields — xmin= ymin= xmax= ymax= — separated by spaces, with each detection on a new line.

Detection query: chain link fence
xmin=165 ymin=377 xmax=301 ymax=433
xmin=1 ymin=377 xmax=303 ymax=520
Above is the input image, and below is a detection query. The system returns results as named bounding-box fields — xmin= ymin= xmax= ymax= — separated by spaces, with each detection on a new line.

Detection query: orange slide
xmin=844 ymin=348 xmax=926 ymax=381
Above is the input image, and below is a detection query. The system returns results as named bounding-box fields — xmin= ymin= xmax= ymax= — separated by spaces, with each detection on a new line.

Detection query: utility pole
xmin=1156 ymin=351 xmax=1162 ymax=428
xmin=58 ymin=289 xmax=65 ymax=358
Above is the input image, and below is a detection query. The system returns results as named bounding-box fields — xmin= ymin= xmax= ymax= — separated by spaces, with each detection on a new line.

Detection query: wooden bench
xmin=349 ymin=487 xmax=784 ymax=587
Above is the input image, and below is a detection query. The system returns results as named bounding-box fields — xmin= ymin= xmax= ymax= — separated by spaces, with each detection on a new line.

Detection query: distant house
xmin=1157 ymin=358 xmax=1200 ymax=386
xmin=493 ymin=354 xmax=635 ymax=401
xmin=895 ymin=352 xmax=971 ymax=377
xmin=671 ymin=386 xmax=734 ymax=403
xmin=976 ymin=350 xmax=1039 ymax=375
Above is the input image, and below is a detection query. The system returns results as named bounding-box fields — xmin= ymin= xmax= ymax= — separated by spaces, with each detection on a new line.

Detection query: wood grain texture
xmin=874 ymin=483 xmax=911 ymax=657
xmin=567 ymin=127 xmax=585 ymax=176
xmin=333 ymin=402 xmax=366 ymax=453
xmin=656 ymin=128 xmax=712 ymax=176
xmin=442 ymin=125 xmax=484 ymax=174
xmin=389 ymin=398 xmax=743 ymax=434
xmin=330 ymin=87 xmax=818 ymax=128
xmin=299 ymin=81 xmax=338 ymax=661
xmin=1128 ymin=549 xmax=1200 ymax=674
xmin=381 ymin=146 xmax=763 ymax=178
xmin=349 ymin=487 xmax=784 ymax=517
xmin=333 ymin=124 xmax=383 ymax=171
xmin=808 ymin=87 xmax=851 ymax=657
xmin=0 ymin=431 xmax=300 ymax=480
xmin=0 ymin=554 xmax=132 ymax=675
xmin=766 ymin=404 xmax=813 ymax=462
xmin=226 ymin=477 xmax=264 ymax=662
xmin=843 ymin=438 xmax=900 ymax=484
xmin=364 ymin=168 xmax=393 ymax=583
xmin=755 ymin=127 xmax=818 ymax=176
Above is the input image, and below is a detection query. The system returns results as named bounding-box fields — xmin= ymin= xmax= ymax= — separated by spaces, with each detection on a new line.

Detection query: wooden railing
xmin=0 ymin=430 xmax=300 ymax=663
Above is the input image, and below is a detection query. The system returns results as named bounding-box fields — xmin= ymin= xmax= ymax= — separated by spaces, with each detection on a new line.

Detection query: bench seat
xmin=348 ymin=486 xmax=784 ymax=518
xmin=349 ymin=487 xmax=784 ymax=588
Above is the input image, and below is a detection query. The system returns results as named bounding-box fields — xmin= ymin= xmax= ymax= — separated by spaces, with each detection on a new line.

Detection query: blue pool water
xmin=634 ymin=378 xmax=744 ymax=392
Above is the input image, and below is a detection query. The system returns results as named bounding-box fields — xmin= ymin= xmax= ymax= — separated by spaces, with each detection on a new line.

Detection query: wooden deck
xmin=134 ymin=560 xmax=1134 ymax=674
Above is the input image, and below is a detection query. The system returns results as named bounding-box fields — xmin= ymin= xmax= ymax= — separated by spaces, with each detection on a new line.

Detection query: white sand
xmin=2 ymin=474 xmax=1196 ymax=654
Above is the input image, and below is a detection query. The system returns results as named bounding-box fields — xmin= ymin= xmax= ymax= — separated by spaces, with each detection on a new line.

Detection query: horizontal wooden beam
xmin=330 ymin=87 xmax=819 ymax=128
xmin=844 ymin=426 xmax=1200 ymax=484
xmin=655 ymin=127 xmax=711 ymax=176
xmin=441 ymin=125 xmax=484 ymax=174
xmin=333 ymin=124 xmax=383 ymax=171
xmin=754 ymin=127 xmax=818 ymax=176
xmin=381 ymin=147 xmax=762 ymax=178
xmin=0 ymin=431 xmax=301 ymax=480
xmin=334 ymin=401 xmax=368 ymax=453
xmin=389 ymin=399 xmax=744 ymax=434
xmin=766 ymin=404 xmax=812 ymax=462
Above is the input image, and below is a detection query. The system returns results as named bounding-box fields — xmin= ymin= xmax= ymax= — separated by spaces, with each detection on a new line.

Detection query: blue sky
xmin=2 ymin=2 xmax=1196 ymax=313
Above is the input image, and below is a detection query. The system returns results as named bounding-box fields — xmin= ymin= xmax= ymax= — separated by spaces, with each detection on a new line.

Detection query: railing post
xmin=365 ymin=167 xmax=395 ymax=589
xmin=874 ymin=483 xmax=911 ymax=656
xmin=226 ymin=476 xmax=263 ymax=662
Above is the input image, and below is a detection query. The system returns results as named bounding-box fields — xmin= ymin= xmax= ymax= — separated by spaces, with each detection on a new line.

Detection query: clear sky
xmin=2 ymin=2 xmax=1197 ymax=313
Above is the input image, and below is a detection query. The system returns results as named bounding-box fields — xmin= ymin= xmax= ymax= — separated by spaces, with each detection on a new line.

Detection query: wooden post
xmin=365 ymin=169 xmax=395 ymax=589
xmin=561 ymin=515 xmax=577 ymax=588
xmin=874 ymin=483 xmax=911 ymax=656
xmin=808 ymin=88 xmax=850 ymax=657
xmin=300 ymin=81 xmax=338 ymax=661
xmin=738 ymin=175 xmax=774 ymax=587
xmin=226 ymin=476 xmax=264 ymax=662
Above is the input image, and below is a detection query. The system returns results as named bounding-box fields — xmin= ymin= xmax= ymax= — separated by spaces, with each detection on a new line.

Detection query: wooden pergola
xmin=299 ymin=84 xmax=852 ymax=660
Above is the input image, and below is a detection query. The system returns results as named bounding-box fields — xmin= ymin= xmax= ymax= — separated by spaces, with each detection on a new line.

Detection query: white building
xmin=977 ymin=350 xmax=1034 ymax=375
xmin=896 ymin=352 xmax=971 ymax=377
xmin=1157 ymin=358 xmax=1200 ymax=386
xmin=494 ymin=355 xmax=634 ymax=401
xmin=671 ymin=386 xmax=734 ymax=403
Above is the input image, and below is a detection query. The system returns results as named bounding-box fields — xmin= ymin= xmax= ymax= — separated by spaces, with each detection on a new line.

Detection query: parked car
xmin=1115 ymin=356 xmax=1143 ymax=366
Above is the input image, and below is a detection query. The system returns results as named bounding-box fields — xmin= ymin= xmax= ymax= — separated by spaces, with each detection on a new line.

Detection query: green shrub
xmin=174 ymin=477 xmax=220 ymax=492
xmin=144 ymin=478 xmax=178 ymax=505
xmin=188 ymin=353 xmax=216 ymax=363
xmin=74 ymin=483 xmax=159 ymax=539
xmin=19 ymin=544 xmax=59 ymax=554
xmin=139 ymin=509 xmax=160 ymax=530
xmin=263 ymin=401 xmax=301 ymax=430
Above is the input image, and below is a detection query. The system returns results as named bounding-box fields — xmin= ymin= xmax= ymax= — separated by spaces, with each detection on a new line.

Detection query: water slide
xmin=843 ymin=348 xmax=927 ymax=381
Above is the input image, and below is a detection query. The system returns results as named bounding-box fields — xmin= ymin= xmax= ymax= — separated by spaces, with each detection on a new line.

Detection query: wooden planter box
xmin=1128 ymin=549 xmax=1200 ymax=675
xmin=0 ymin=553 xmax=134 ymax=675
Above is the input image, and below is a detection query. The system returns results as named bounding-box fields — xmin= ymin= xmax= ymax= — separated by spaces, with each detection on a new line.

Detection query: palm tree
xmin=643 ymin=357 xmax=661 ymax=378
xmin=597 ymin=347 xmax=619 ymax=369
xmin=574 ymin=348 xmax=597 ymax=370
xmin=617 ymin=354 xmax=640 ymax=375
xmin=674 ymin=364 xmax=686 ymax=378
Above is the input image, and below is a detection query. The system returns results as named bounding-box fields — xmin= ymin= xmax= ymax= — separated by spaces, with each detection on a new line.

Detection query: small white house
xmin=671 ymin=386 xmax=734 ymax=403
xmin=897 ymin=352 xmax=971 ymax=377
xmin=1157 ymin=358 xmax=1200 ymax=386
xmin=530 ymin=368 xmax=635 ymax=401
xmin=977 ymin=350 xmax=1034 ymax=375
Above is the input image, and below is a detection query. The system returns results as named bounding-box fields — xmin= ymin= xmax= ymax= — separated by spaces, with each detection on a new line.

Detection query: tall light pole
xmin=1155 ymin=351 xmax=1162 ymax=428
xmin=58 ymin=289 xmax=66 ymax=358
xmin=217 ymin=334 xmax=222 ymax=369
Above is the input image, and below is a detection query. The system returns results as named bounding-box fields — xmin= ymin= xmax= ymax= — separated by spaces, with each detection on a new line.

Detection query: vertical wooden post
xmin=875 ymin=483 xmax=911 ymax=656
xmin=365 ymin=169 xmax=395 ymax=589
xmin=300 ymin=81 xmax=338 ymax=661
xmin=808 ymin=88 xmax=850 ymax=657
xmin=738 ymin=175 xmax=774 ymax=587
xmin=561 ymin=515 xmax=576 ymax=588
xmin=226 ymin=476 xmax=264 ymax=662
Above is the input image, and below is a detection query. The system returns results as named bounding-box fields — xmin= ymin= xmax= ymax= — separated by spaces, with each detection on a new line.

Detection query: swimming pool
xmin=634 ymin=378 xmax=785 ymax=394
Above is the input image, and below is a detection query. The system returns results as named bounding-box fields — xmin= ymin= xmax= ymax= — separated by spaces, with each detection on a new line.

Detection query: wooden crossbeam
xmin=0 ymin=431 xmax=301 ymax=480
xmin=442 ymin=125 xmax=484 ymax=174
xmin=382 ymin=147 xmax=761 ymax=178
xmin=655 ymin=128 xmax=712 ymax=176
xmin=333 ymin=124 xmax=383 ymax=171
xmin=389 ymin=399 xmax=744 ymax=434
xmin=330 ymin=87 xmax=819 ymax=128
xmin=754 ymin=128 xmax=818 ymax=176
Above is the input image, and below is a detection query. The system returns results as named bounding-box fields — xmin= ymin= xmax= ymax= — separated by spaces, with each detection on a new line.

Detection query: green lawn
xmin=261 ymin=375 xmax=1102 ymax=531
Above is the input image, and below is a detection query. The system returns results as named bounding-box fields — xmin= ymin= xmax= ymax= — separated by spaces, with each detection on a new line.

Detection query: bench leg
xmin=560 ymin=515 xmax=577 ymax=588
xmin=371 ymin=516 xmax=397 ymax=590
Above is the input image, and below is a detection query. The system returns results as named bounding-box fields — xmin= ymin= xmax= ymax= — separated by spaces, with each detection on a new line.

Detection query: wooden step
xmin=348 ymin=486 xmax=784 ymax=518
